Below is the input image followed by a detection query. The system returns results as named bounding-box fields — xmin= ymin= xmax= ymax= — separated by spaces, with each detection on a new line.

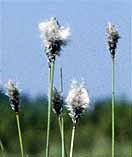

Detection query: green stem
xmin=70 ymin=124 xmax=76 ymax=157
xmin=112 ymin=56 xmax=115 ymax=157
xmin=61 ymin=117 xmax=65 ymax=157
xmin=0 ymin=140 xmax=4 ymax=152
xmin=16 ymin=113 xmax=24 ymax=157
xmin=0 ymin=139 xmax=5 ymax=157
xmin=46 ymin=61 xmax=55 ymax=157
xmin=60 ymin=67 xmax=67 ymax=157
xmin=58 ymin=116 xmax=65 ymax=157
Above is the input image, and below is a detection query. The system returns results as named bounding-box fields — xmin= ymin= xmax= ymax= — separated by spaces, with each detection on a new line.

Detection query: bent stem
xmin=70 ymin=124 xmax=76 ymax=157
xmin=46 ymin=61 xmax=55 ymax=157
xmin=16 ymin=113 xmax=24 ymax=157
xmin=112 ymin=56 xmax=115 ymax=157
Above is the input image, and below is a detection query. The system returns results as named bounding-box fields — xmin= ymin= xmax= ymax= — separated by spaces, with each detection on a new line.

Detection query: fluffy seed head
xmin=38 ymin=17 xmax=70 ymax=64
xmin=106 ymin=22 xmax=120 ymax=56
xmin=5 ymin=80 xmax=20 ymax=112
xmin=66 ymin=80 xmax=90 ymax=124
xmin=52 ymin=87 xmax=63 ymax=115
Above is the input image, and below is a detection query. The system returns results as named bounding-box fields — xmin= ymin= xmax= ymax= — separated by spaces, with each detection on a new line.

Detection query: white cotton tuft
xmin=106 ymin=22 xmax=120 ymax=56
xmin=107 ymin=22 xmax=119 ymax=37
xmin=38 ymin=17 xmax=71 ymax=64
xmin=38 ymin=17 xmax=70 ymax=48
xmin=66 ymin=80 xmax=90 ymax=124
xmin=5 ymin=80 xmax=20 ymax=112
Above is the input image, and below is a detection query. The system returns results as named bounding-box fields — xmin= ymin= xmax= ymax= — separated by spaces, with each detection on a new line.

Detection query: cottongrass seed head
xmin=5 ymin=80 xmax=20 ymax=112
xmin=66 ymin=80 xmax=90 ymax=124
xmin=106 ymin=22 xmax=120 ymax=57
xmin=38 ymin=17 xmax=70 ymax=64
xmin=52 ymin=87 xmax=63 ymax=116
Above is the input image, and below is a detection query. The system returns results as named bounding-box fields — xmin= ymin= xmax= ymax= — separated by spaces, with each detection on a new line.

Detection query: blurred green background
xmin=0 ymin=90 xmax=131 ymax=157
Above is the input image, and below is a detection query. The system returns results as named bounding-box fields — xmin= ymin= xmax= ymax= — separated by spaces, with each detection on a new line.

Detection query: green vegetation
xmin=0 ymin=91 xmax=131 ymax=157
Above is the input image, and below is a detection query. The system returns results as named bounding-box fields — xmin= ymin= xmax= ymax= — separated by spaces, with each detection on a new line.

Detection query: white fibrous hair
xmin=106 ymin=22 xmax=120 ymax=56
xmin=66 ymin=80 xmax=90 ymax=124
xmin=38 ymin=17 xmax=70 ymax=64
xmin=5 ymin=80 xmax=20 ymax=112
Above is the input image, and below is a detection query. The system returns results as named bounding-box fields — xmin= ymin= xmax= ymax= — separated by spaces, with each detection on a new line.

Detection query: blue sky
xmin=0 ymin=0 xmax=131 ymax=101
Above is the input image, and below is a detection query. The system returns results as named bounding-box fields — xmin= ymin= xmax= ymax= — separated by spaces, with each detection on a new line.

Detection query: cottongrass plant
xmin=38 ymin=17 xmax=70 ymax=157
xmin=52 ymin=67 xmax=67 ymax=157
xmin=52 ymin=87 xmax=65 ymax=157
xmin=106 ymin=22 xmax=120 ymax=157
xmin=5 ymin=80 xmax=24 ymax=157
xmin=66 ymin=80 xmax=90 ymax=157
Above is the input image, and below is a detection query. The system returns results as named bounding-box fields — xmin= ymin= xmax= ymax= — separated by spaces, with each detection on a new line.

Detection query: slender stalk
xmin=60 ymin=67 xmax=67 ymax=157
xmin=0 ymin=139 xmax=5 ymax=157
xmin=16 ymin=113 xmax=24 ymax=157
xmin=60 ymin=67 xmax=64 ymax=157
xmin=0 ymin=140 xmax=4 ymax=152
xmin=112 ymin=56 xmax=115 ymax=157
xmin=46 ymin=61 xmax=55 ymax=157
xmin=61 ymin=116 xmax=65 ymax=157
xmin=58 ymin=116 xmax=65 ymax=157
xmin=58 ymin=115 xmax=62 ymax=134
xmin=70 ymin=124 xmax=76 ymax=157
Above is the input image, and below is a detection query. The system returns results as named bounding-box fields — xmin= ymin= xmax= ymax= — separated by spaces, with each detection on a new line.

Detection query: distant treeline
xmin=0 ymin=90 xmax=131 ymax=155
